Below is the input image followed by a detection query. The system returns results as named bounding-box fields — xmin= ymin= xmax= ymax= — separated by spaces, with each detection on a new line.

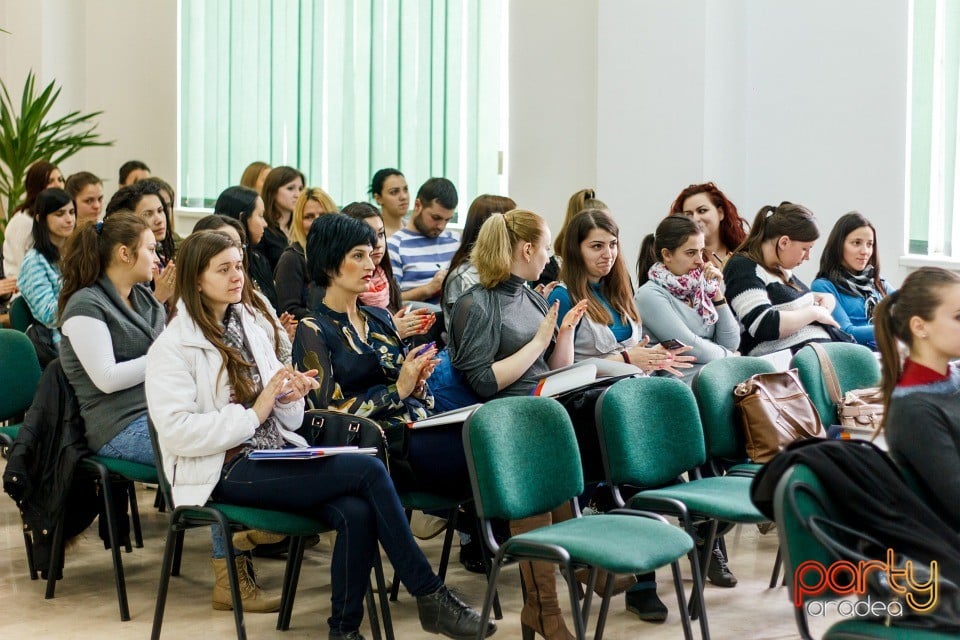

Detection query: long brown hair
xmin=59 ymin=211 xmax=147 ymax=318
xmin=734 ymin=202 xmax=819 ymax=285
xmin=261 ymin=166 xmax=306 ymax=231
xmin=560 ymin=209 xmax=638 ymax=324
xmin=472 ymin=209 xmax=546 ymax=289
xmin=176 ymin=231 xmax=259 ymax=404
xmin=14 ymin=161 xmax=60 ymax=214
xmin=669 ymin=182 xmax=747 ymax=251
xmin=874 ymin=267 xmax=960 ymax=432
xmin=554 ymin=188 xmax=608 ymax=255
xmin=816 ymin=211 xmax=886 ymax=293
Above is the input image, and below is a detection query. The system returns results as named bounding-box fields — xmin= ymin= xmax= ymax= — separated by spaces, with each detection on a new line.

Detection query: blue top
xmin=548 ymin=282 xmax=632 ymax=342
xmin=17 ymin=249 xmax=62 ymax=343
xmin=387 ymin=227 xmax=460 ymax=302
xmin=810 ymin=277 xmax=894 ymax=349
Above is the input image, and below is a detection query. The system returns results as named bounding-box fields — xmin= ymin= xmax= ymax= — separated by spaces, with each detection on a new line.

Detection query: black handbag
xmin=25 ymin=323 xmax=59 ymax=368
xmin=299 ymin=409 xmax=391 ymax=473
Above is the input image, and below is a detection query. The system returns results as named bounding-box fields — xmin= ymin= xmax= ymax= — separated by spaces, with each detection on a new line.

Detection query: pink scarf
xmin=647 ymin=262 xmax=720 ymax=326
xmin=359 ymin=266 xmax=392 ymax=309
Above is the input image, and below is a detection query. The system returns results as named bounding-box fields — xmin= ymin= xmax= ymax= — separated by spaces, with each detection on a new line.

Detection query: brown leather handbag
xmin=809 ymin=342 xmax=885 ymax=440
xmin=733 ymin=368 xmax=825 ymax=463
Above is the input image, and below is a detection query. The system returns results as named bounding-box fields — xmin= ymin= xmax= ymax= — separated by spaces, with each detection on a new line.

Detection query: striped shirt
xmin=723 ymin=254 xmax=830 ymax=356
xmin=387 ymin=228 xmax=460 ymax=302
xmin=17 ymin=249 xmax=63 ymax=343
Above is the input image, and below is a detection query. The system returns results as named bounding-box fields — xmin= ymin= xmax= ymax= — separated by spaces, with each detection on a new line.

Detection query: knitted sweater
xmin=59 ymin=277 xmax=166 ymax=451
xmin=723 ymin=254 xmax=830 ymax=356
xmin=886 ymin=364 xmax=960 ymax=532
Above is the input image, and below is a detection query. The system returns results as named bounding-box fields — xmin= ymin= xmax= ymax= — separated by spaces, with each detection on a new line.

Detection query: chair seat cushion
xmin=84 ymin=456 xmax=159 ymax=484
xmin=628 ymin=476 xmax=766 ymax=523
xmin=825 ymin=619 xmax=958 ymax=639
xmin=0 ymin=424 xmax=21 ymax=439
xmin=504 ymin=514 xmax=693 ymax=575
xmin=181 ymin=502 xmax=332 ymax=537
xmin=726 ymin=462 xmax=763 ymax=476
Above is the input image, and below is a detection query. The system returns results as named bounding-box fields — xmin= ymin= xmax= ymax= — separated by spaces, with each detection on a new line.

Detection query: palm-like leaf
xmin=0 ymin=70 xmax=113 ymax=234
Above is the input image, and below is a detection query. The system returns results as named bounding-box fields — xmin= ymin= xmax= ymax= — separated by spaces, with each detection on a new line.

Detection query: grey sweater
xmin=634 ymin=279 xmax=741 ymax=386
xmin=60 ymin=278 xmax=166 ymax=451
xmin=886 ymin=364 xmax=960 ymax=532
xmin=448 ymin=275 xmax=552 ymax=398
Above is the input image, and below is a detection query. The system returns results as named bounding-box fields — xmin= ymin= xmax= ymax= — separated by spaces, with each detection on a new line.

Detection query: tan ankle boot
xmin=512 ymin=514 xmax=575 ymax=640
xmin=232 ymin=529 xmax=287 ymax=552
xmin=211 ymin=556 xmax=282 ymax=613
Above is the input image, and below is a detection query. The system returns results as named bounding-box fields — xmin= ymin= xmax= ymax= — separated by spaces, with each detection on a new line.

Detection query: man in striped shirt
xmin=388 ymin=177 xmax=460 ymax=304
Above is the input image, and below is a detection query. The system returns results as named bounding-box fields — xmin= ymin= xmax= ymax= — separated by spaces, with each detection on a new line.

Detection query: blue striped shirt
xmin=387 ymin=228 xmax=460 ymax=301
xmin=17 ymin=249 xmax=63 ymax=343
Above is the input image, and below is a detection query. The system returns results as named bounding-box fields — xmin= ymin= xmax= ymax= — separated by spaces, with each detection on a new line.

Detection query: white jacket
xmin=145 ymin=301 xmax=307 ymax=507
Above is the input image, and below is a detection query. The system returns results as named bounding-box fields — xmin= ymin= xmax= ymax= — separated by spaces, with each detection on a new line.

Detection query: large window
xmin=179 ymin=0 xmax=506 ymax=213
xmin=907 ymin=0 xmax=960 ymax=256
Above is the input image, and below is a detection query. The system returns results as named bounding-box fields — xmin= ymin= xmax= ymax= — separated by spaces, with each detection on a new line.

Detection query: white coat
xmin=145 ymin=301 xmax=307 ymax=507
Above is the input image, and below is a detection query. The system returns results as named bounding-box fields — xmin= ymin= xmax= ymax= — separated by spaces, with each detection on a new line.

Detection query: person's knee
xmin=326 ymin=495 xmax=374 ymax=533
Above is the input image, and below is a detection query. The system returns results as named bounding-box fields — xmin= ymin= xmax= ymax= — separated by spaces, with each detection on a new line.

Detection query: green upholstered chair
xmin=8 ymin=295 xmax=35 ymax=333
xmin=464 ymin=396 xmax=695 ymax=640
xmin=791 ymin=342 xmax=881 ymax=428
xmin=595 ymin=376 xmax=770 ymax=638
xmin=693 ymin=356 xmax=779 ymax=478
xmin=146 ymin=418 xmax=393 ymax=640
xmin=0 ymin=329 xmax=43 ymax=577
xmin=774 ymin=464 xmax=957 ymax=640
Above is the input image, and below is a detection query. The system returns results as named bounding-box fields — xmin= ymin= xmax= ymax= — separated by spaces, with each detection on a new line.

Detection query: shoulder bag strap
xmin=809 ymin=342 xmax=843 ymax=408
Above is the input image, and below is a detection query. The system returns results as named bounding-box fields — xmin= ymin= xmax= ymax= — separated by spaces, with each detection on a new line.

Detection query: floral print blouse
xmin=292 ymin=302 xmax=433 ymax=459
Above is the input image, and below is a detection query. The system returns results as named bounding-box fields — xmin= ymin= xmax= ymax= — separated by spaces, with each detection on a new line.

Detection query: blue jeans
xmin=212 ymin=452 xmax=442 ymax=634
xmin=96 ymin=414 xmax=155 ymax=465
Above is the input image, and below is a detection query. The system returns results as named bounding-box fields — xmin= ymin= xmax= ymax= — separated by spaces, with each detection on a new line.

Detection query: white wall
xmin=2 ymin=0 xmax=912 ymax=287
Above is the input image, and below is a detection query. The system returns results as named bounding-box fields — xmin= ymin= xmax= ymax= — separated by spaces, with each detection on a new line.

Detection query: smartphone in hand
xmin=659 ymin=338 xmax=687 ymax=351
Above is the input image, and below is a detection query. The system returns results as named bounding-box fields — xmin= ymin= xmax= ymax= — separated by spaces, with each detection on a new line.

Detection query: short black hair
xmin=416 ymin=177 xmax=458 ymax=210
xmin=306 ymin=213 xmax=377 ymax=288
xmin=118 ymin=160 xmax=150 ymax=185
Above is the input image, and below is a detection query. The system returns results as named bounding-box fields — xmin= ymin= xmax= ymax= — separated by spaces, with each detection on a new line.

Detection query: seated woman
xmin=875 ymin=267 xmax=960 ymax=531
xmin=369 ymin=168 xmax=409 ymax=238
xmin=448 ymin=209 xmax=587 ymax=640
xmin=550 ymin=209 xmax=694 ymax=375
xmin=147 ymin=230 xmax=492 ymax=640
xmin=18 ymin=188 xmax=76 ymax=350
xmin=669 ymin=182 xmax=748 ymax=269
xmin=4 ymin=161 xmax=64 ymax=279
xmin=442 ymin=194 xmax=516 ymax=335
xmin=104 ymin=180 xmax=178 ymax=305
xmin=812 ymin=212 xmax=894 ymax=349
xmin=533 ymin=188 xmax=609 ymax=289
xmin=292 ymin=214 xmax=462 ymax=495
xmin=260 ymin=165 xmax=306 ymax=270
xmin=723 ymin=202 xmax=844 ymax=356
xmin=214 ymin=186 xmax=278 ymax=311
xmin=275 ymin=187 xmax=337 ymax=320
xmin=341 ymin=202 xmax=435 ymax=341
xmin=634 ymin=215 xmax=739 ymax=384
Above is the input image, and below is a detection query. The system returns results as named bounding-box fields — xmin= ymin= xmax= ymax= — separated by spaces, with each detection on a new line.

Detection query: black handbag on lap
xmin=298 ymin=409 xmax=391 ymax=472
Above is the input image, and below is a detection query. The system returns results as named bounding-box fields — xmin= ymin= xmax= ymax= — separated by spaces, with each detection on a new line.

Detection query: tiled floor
xmin=0 ymin=476 xmax=832 ymax=639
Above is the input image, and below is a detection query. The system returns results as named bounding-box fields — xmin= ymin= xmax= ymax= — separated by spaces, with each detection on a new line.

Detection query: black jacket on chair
xmin=3 ymin=358 xmax=97 ymax=572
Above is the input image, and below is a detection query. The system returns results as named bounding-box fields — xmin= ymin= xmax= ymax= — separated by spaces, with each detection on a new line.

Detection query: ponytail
xmin=635 ymin=234 xmax=658 ymax=286
xmin=873 ymin=291 xmax=901 ymax=433
xmin=59 ymin=211 xmax=148 ymax=318
xmin=472 ymin=209 xmax=545 ymax=289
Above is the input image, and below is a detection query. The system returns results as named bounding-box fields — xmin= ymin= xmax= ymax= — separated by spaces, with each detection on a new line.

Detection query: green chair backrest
xmin=9 ymin=296 xmax=34 ymax=333
xmin=694 ymin=356 xmax=778 ymax=460
xmin=791 ymin=342 xmax=881 ymax=427
xmin=597 ymin=376 xmax=706 ymax=489
xmin=0 ymin=329 xmax=42 ymax=421
xmin=774 ymin=463 xmax=843 ymax=607
xmin=463 ymin=396 xmax=584 ymax=521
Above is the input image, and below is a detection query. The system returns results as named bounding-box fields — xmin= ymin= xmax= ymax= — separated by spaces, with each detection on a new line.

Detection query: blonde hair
xmin=289 ymin=187 xmax=337 ymax=247
xmin=471 ymin=209 xmax=546 ymax=289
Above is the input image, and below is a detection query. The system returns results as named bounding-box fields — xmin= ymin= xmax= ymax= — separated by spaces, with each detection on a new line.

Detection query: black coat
xmin=3 ymin=359 xmax=98 ymax=572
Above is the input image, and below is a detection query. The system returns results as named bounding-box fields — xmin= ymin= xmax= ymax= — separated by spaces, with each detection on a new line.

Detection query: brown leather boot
xmin=232 ymin=529 xmax=287 ymax=552
xmin=512 ymin=514 xmax=575 ymax=640
xmin=211 ymin=556 xmax=282 ymax=613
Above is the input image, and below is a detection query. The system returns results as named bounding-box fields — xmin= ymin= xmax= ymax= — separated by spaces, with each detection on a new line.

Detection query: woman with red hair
xmin=669 ymin=182 xmax=748 ymax=269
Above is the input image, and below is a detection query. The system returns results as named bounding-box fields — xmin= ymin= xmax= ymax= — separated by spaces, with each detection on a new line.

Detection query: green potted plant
xmin=0 ymin=70 xmax=113 ymax=243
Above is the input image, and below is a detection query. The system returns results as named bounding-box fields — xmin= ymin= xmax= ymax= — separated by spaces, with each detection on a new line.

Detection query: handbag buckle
xmin=348 ymin=422 xmax=360 ymax=434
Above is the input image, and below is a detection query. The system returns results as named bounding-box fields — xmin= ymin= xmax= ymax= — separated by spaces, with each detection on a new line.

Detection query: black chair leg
xmin=366 ymin=585 xmax=383 ymax=640
xmin=277 ymin=536 xmax=307 ymax=631
xmin=670 ymin=560 xmax=695 ymax=640
xmin=151 ymin=518 xmax=181 ymax=640
xmin=98 ymin=465 xmax=131 ymax=621
xmin=372 ymin=554 xmax=395 ymax=640
xmin=769 ymin=546 xmax=783 ymax=588
xmin=171 ymin=530 xmax=185 ymax=576
xmin=129 ymin=481 xmax=144 ymax=549
xmin=592 ymin=569 xmax=617 ymax=640
xmin=44 ymin=518 xmax=65 ymax=599
xmin=475 ymin=520 xmax=503 ymax=620
xmin=23 ymin=529 xmax=38 ymax=580
xmin=214 ymin=512 xmax=247 ymax=640
xmin=436 ymin=507 xmax=458 ymax=581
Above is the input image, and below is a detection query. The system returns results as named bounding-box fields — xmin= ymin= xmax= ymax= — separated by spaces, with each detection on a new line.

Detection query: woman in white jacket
xmin=146 ymin=230 xmax=492 ymax=640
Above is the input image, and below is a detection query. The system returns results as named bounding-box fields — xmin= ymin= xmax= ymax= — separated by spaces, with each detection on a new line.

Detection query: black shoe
xmin=251 ymin=534 xmax=321 ymax=558
xmin=458 ymin=540 xmax=487 ymax=574
xmin=416 ymin=585 xmax=496 ymax=639
xmin=624 ymin=588 xmax=668 ymax=623
xmin=329 ymin=631 xmax=364 ymax=640
xmin=706 ymin=546 xmax=738 ymax=588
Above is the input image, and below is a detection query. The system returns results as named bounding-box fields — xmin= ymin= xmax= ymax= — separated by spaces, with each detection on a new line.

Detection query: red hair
xmin=668 ymin=182 xmax=747 ymax=252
